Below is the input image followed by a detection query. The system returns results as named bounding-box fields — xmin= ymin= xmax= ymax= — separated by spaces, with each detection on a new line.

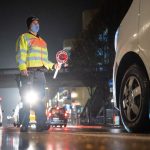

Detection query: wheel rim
xmin=122 ymin=76 xmax=142 ymax=122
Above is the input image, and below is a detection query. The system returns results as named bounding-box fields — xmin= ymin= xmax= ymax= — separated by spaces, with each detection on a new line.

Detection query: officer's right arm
xmin=16 ymin=34 xmax=28 ymax=73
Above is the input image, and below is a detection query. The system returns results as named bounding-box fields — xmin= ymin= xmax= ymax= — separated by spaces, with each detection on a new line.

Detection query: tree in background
xmin=70 ymin=0 xmax=133 ymax=91
xmin=69 ymin=0 xmax=133 ymax=123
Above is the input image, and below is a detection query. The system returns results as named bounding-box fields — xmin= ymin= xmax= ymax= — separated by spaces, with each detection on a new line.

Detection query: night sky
xmin=0 ymin=0 xmax=95 ymax=69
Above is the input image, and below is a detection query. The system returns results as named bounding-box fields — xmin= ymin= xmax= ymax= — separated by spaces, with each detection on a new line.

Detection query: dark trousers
xmin=18 ymin=70 xmax=47 ymax=128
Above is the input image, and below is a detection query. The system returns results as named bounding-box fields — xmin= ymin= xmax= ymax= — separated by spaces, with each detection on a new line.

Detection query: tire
xmin=64 ymin=124 xmax=67 ymax=127
xmin=119 ymin=64 xmax=149 ymax=132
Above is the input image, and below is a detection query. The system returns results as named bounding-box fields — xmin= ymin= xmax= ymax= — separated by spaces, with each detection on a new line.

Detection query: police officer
xmin=16 ymin=16 xmax=60 ymax=132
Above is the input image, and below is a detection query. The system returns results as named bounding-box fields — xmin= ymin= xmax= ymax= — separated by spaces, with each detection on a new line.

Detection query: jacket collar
xmin=28 ymin=32 xmax=40 ymax=38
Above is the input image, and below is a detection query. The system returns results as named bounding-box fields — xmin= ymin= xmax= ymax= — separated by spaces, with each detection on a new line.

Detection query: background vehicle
xmin=46 ymin=107 xmax=68 ymax=128
xmin=13 ymin=104 xmax=36 ymax=128
xmin=13 ymin=103 xmax=21 ymax=127
xmin=113 ymin=0 xmax=150 ymax=132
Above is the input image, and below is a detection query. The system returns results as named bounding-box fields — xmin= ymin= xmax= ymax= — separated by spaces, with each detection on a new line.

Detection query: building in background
xmin=49 ymin=87 xmax=90 ymax=125
xmin=49 ymin=9 xmax=99 ymax=125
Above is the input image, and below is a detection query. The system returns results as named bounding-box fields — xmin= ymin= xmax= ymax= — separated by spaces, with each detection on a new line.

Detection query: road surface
xmin=0 ymin=125 xmax=150 ymax=150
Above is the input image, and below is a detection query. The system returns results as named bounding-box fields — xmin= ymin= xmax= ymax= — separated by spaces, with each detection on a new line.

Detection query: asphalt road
xmin=0 ymin=125 xmax=150 ymax=150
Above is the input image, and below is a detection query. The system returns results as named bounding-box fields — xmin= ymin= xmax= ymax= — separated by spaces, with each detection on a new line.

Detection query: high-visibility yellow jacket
xmin=16 ymin=33 xmax=54 ymax=71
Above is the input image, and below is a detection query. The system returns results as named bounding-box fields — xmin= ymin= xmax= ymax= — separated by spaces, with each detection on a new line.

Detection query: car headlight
xmin=25 ymin=90 xmax=38 ymax=105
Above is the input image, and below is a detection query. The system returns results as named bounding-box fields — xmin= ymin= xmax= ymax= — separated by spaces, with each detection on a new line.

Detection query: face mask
xmin=30 ymin=24 xmax=40 ymax=33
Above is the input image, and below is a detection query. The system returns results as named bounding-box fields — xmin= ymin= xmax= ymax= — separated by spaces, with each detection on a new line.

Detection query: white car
xmin=13 ymin=102 xmax=36 ymax=127
xmin=113 ymin=0 xmax=150 ymax=132
xmin=13 ymin=103 xmax=22 ymax=127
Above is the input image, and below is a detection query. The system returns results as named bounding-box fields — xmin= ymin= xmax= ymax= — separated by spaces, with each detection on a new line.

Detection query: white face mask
xmin=30 ymin=24 xmax=40 ymax=33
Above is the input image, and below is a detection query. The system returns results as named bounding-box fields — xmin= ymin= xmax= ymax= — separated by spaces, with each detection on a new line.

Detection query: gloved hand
xmin=21 ymin=69 xmax=29 ymax=76
xmin=54 ymin=63 xmax=61 ymax=70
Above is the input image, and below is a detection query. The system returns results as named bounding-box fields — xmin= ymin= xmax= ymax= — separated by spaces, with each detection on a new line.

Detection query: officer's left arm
xmin=45 ymin=48 xmax=54 ymax=70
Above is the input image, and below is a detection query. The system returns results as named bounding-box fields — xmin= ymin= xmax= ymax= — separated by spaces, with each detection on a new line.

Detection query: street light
xmin=71 ymin=92 xmax=78 ymax=99
xmin=45 ymin=87 xmax=49 ymax=90
xmin=111 ymin=99 xmax=114 ymax=103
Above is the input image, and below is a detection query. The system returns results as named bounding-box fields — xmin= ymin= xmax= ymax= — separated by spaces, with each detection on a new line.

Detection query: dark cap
xmin=26 ymin=16 xmax=39 ymax=29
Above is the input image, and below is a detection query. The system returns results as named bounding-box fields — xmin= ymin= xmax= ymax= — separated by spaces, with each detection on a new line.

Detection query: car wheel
xmin=64 ymin=124 xmax=67 ymax=127
xmin=119 ymin=64 xmax=149 ymax=132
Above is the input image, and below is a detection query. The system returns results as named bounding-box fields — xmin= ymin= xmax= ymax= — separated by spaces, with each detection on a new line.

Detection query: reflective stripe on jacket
xmin=16 ymin=33 xmax=54 ymax=71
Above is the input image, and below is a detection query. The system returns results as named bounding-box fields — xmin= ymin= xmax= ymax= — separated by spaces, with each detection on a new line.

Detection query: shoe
xmin=20 ymin=126 xmax=28 ymax=132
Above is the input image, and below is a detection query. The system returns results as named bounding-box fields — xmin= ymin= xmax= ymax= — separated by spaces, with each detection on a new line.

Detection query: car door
xmin=139 ymin=0 xmax=150 ymax=77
